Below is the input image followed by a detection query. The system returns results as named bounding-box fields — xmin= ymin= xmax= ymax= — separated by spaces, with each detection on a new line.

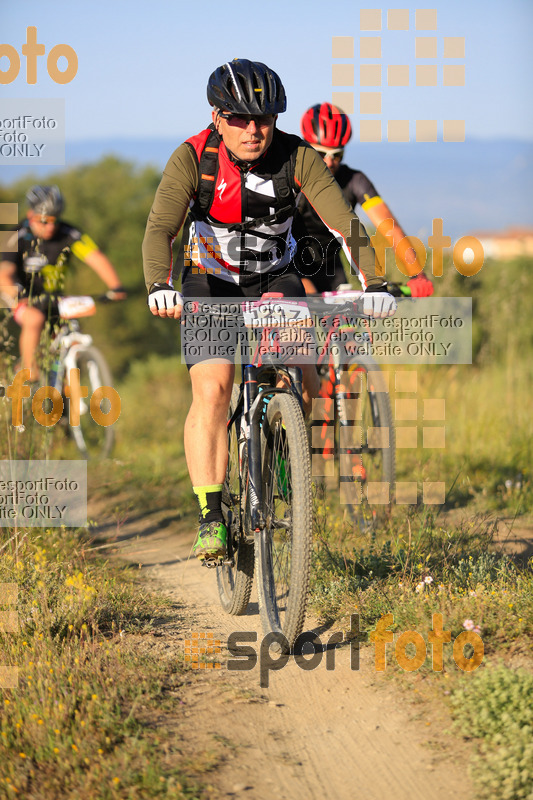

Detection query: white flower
xmin=473 ymin=625 xmax=482 ymax=635
xmin=424 ymin=576 xmax=433 ymax=585
xmin=415 ymin=582 xmax=425 ymax=594
xmin=463 ymin=619 xmax=475 ymax=631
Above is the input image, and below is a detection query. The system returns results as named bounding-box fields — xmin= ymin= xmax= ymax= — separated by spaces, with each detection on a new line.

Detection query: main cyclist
xmin=0 ymin=185 xmax=126 ymax=380
xmin=143 ymin=59 xmax=396 ymax=563
xmin=293 ymin=102 xmax=434 ymax=297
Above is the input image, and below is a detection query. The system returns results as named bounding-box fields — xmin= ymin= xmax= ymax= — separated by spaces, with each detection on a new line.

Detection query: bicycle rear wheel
xmin=67 ymin=346 xmax=115 ymax=460
xmin=217 ymin=385 xmax=254 ymax=615
xmin=255 ymin=393 xmax=312 ymax=647
xmin=336 ymin=358 xmax=395 ymax=519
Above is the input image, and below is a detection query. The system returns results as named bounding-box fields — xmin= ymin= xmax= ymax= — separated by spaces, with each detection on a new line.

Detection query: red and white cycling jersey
xmin=185 ymin=128 xmax=297 ymax=282
xmin=143 ymin=127 xmax=386 ymax=292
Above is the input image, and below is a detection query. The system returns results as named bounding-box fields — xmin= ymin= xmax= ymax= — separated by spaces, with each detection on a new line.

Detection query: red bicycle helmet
xmin=300 ymin=103 xmax=352 ymax=149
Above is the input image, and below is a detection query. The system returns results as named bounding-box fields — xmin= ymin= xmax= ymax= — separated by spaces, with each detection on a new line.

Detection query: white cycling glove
xmin=148 ymin=283 xmax=183 ymax=315
xmin=363 ymin=290 xmax=397 ymax=318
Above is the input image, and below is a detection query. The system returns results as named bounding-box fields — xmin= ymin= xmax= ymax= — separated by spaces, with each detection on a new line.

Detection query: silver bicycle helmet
xmin=26 ymin=185 xmax=64 ymax=216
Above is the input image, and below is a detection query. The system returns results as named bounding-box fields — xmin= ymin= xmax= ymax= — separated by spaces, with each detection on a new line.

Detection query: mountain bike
xmin=310 ymin=287 xmax=397 ymax=521
xmin=208 ymin=294 xmax=313 ymax=647
xmin=43 ymin=295 xmax=116 ymax=460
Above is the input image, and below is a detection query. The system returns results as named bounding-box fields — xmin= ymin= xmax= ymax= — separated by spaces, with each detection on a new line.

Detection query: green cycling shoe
xmin=193 ymin=521 xmax=227 ymax=561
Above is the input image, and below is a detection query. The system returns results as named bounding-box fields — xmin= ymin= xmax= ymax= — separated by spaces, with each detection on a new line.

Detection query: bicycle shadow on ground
xmin=90 ymin=509 xmax=181 ymax=544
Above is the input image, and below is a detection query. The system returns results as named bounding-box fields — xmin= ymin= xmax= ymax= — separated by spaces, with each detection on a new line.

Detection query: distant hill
xmin=2 ymin=137 xmax=531 ymax=240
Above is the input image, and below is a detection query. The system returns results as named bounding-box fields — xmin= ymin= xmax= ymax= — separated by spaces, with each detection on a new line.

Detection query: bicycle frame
xmin=47 ymin=320 xmax=92 ymax=390
xmin=228 ymin=359 xmax=303 ymax=535
xmin=315 ymin=306 xmax=373 ymax=372
xmin=228 ymin=296 xmax=369 ymax=533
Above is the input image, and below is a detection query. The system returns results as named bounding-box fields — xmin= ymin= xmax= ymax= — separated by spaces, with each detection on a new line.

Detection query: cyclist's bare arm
xmin=83 ymin=249 xmax=126 ymax=299
xmin=362 ymin=199 xmax=433 ymax=296
xmin=0 ymin=261 xmax=20 ymax=306
xmin=362 ymin=199 xmax=423 ymax=275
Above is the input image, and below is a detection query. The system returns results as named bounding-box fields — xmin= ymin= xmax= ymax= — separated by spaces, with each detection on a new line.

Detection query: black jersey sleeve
xmin=336 ymin=165 xmax=380 ymax=209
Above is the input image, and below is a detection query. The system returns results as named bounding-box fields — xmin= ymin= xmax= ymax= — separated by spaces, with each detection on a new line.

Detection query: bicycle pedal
xmin=201 ymin=556 xmax=224 ymax=569
xmin=222 ymin=557 xmax=235 ymax=566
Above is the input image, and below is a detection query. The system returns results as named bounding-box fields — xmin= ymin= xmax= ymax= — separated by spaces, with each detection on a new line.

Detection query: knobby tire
xmin=255 ymin=393 xmax=312 ymax=647
xmin=67 ymin=346 xmax=115 ymax=460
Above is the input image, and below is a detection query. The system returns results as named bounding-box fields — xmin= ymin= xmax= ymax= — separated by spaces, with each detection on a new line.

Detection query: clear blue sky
xmin=2 ymin=0 xmax=532 ymax=142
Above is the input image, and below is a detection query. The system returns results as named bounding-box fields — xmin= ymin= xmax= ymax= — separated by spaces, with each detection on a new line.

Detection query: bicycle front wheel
xmin=255 ymin=393 xmax=312 ymax=647
xmin=67 ymin=346 xmax=115 ymax=460
xmin=336 ymin=358 xmax=395 ymax=518
xmin=217 ymin=385 xmax=254 ymax=615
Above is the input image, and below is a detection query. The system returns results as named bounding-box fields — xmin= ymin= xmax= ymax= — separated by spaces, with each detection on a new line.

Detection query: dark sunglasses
xmin=217 ymin=111 xmax=276 ymax=127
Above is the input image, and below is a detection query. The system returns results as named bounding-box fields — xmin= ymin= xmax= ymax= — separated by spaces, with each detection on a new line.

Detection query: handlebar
xmin=318 ymin=282 xmax=412 ymax=302
xmin=57 ymin=293 xmax=126 ymax=320
xmin=386 ymin=282 xmax=412 ymax=298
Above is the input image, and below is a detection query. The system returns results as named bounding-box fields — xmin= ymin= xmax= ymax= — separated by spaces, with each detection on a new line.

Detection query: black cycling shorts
xmin=181 ymin=266 xmax=309 ymax=368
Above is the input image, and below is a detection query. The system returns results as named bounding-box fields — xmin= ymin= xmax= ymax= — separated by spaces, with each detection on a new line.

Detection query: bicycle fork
xmin=243 ymin=364 xmax=304 ymax=532
xmin=243 ymin=365 xmax=265 ymax=532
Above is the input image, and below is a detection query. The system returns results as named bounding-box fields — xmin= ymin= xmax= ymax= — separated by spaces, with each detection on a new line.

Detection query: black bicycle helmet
xmin=207 ymin=59 xmax=287 ymax=115
xmin=26 ymin=185 xmax=64 ymax=216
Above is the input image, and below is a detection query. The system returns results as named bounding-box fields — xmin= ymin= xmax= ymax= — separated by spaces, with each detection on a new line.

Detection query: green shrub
xmin=451 ymin=665 xmax=533 ymax=799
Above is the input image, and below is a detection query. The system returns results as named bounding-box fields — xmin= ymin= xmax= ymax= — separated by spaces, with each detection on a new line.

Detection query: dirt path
xmin=93 ymin=506 xmax=472 ymax=800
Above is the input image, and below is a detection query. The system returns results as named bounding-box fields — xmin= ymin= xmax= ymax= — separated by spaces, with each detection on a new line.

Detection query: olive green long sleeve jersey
xmin=143 ymin=128 xmax=384 ymax=291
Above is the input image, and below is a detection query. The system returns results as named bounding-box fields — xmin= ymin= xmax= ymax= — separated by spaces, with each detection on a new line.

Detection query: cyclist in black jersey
xmin=292 ymin=103 xmax=434 ymax=297
xmin=0 ymin=185 xmax=126 ymax=380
